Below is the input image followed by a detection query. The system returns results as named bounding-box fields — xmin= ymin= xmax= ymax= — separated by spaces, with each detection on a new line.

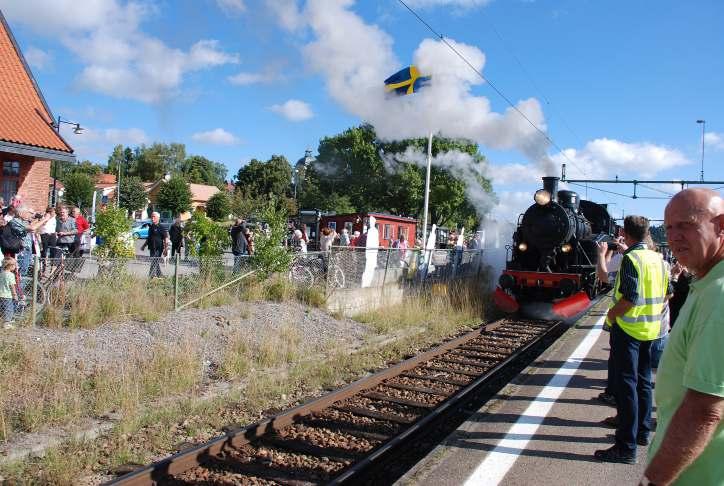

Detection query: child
xmin=1 ymin=257 xmax=17 ymax=328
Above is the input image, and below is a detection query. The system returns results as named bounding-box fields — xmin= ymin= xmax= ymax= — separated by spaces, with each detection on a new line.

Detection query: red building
xmin=0 ymin=12 xmax=74 ymax=210
xmin=319 ymin=212 xmax=417 ymax=248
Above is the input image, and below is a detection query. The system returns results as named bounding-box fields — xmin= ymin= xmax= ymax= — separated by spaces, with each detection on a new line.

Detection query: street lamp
xmin=50 ymin=116 xmax=84 ymax=206
xmin=696 ymin=119 xmax=705 ymax=182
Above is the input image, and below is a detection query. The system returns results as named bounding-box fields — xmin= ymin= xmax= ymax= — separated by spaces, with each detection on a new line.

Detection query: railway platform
xmin=398 ymin=296 xmax=650 ymax=486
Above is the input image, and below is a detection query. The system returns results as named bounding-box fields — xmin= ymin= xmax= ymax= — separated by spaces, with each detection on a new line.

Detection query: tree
xmin=63 ymin=172 xmax=95 ymax=209
xmin=206 ymin=191 xmax=232 ymax=221
xmin=119 ymin=176 xmax=147 ymax=215
xmin=235 ymin=155 xmax=292 ymax=197
xmin=94 ymin=206 xmax=135 ymax=258
xmin=156 ymin=175 xmax=192 ymax=216
xmin=303 ymin=124 xmax=494 ymax=229
xmin=107 ymin=144 xmax=134 ymax=176
xmin=180 ymin=155 xmax=227 ymax=187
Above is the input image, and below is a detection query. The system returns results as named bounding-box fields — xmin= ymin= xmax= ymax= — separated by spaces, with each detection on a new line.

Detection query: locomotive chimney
xmin=542 ymin=176 xmax=559 ymax=202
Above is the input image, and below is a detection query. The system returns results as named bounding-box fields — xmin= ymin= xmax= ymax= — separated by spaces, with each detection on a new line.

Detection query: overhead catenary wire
xmin=396 ymin=0 xmax=587 ymax=177
xmin=568 ymin=182 xmax=670 ymax=200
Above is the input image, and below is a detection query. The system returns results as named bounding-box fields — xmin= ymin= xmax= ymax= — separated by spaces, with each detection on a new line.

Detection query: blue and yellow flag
xmin=384 ymin=65 xmax=431 ymax=95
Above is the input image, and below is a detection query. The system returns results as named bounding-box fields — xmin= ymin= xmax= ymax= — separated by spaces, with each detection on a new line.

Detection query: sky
xmin=2 ymin=0 xmax=723 ymax=224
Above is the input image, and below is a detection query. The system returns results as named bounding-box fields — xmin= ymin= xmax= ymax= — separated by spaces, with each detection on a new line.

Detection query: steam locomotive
xmin=494 ymin=176 xmax=617 ymax=318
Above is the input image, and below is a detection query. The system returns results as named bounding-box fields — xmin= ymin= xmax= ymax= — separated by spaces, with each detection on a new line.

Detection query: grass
xmin=0 ymin=340 xmax=203 ymax=442
xmin=353 ymin=279 xmax=488 ymax=335
xmin=0 ymin=272 xmax=493 ymax=484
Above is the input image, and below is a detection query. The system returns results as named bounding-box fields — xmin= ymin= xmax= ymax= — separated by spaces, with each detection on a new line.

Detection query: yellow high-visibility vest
xmin=610 ymin=248 xmax=668 ymax=341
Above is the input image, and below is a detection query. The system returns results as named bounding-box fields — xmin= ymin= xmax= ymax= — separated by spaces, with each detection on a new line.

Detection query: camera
xmin=33 ymin=213 xmax=43 ymax=220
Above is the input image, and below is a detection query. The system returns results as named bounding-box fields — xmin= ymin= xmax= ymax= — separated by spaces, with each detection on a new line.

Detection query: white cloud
xmin=490 ymin=191 xmax=533 ymax=224
xmin=705 ymin=132 xmax=724 ymax=151
xmin=3 ymin=0 xmax=238 ymax=103
xmin=228 ymin=70 xmax=280 ymax=86
xmin=265 ymin=0 xmax=305 ymax=31
xmin=487 ymin=163 xmax=544 ymax=185
xmin=404 ymin=0 xmax=492 ymax=8
xmin=553 ymin=138 xmax=690 ymax=179
xmin=24 ymin=46 xmax=51 ymax=70
xmin=267 ymin=0 xmax=555 ymax=175
xmin=270 ymin=99 xmax=314 ymax=121
xmin=216 ymin=0 xmax=246 ymax=15
xmin=191 ymin=128 xmax=241 ymax=145
xmin=59 ymin=125 xmax=149 ymax=162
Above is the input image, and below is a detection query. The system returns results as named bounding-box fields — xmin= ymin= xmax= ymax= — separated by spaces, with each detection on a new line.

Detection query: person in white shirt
xmin=39 ymin=206 xmax=57 ymax=263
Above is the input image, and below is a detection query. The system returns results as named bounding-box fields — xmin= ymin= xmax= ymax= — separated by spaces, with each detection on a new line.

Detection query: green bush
xmin=250 ymin=196 xmax=293 ymax=276
xmin=94 ymin=207 xmax=134 ymax=258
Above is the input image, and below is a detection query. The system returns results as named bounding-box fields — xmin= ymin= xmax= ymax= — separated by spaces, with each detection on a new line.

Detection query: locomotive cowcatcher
xmin=494 ymin=176 xmax=617 ymax=318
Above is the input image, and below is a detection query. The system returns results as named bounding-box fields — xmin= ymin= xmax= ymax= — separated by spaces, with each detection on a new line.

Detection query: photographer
xmin=596 ymin=236 xmax=628 ymax=285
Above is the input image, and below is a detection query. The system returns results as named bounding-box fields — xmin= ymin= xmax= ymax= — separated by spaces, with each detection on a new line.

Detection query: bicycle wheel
xmin=288 ymin=264 xmax=314 ymax=289
xmin=329 ymin=264 xmax=346 ymax=289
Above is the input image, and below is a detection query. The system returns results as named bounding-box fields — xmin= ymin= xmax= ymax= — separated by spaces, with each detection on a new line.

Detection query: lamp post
xmin=696 ymin=119 xmax=706 ymax=182
xmin=51 ymin=116 xmax=84 ymax=206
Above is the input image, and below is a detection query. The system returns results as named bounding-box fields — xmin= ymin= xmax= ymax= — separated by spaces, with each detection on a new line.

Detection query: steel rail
xmin=106 ymin=318 xmax=561 ymax=486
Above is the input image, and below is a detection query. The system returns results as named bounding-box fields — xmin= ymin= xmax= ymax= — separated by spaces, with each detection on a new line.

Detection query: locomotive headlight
xmin=561 ymin=243 xmax=572 ymax=253
xmin=518 ymin=242 xmax=528 ymax=251
xmin=534 ymin=189 xmax=551 ymax=206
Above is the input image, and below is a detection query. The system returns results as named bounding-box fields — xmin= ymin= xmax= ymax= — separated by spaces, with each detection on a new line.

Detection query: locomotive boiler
xmin=494 ymin=176 xmax=616 ymax=318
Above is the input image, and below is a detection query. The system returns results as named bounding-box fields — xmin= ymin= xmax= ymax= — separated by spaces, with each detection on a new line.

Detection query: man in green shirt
xmin=643 ymin=188 xmax=724 ymax=485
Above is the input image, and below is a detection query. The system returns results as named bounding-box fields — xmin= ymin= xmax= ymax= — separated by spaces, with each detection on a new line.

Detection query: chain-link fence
xmin=285 ymin=247 xmax=485 ymax=292
xmin=16 ymin=254 xmax=255 ymax=328
xmin=11 ymin=246 xmax=485 ymax=327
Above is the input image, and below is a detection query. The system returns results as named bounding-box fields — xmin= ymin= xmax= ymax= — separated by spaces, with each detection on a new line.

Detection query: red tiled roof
xmin=95 ymin=173 xmax=116 ymax=184
xmin=0 ymin=14 xmax=72 ymax=153
xmin=189 ymin=183 xmax=220 ymax=202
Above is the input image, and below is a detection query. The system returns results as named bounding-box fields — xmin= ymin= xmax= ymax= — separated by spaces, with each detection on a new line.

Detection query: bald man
xmin=642 ymin=189 xmax=724 ymax=486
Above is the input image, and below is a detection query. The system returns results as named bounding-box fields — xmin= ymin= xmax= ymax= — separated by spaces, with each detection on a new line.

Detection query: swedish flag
xmin=384 ymin=65 xmax=431 ymax=95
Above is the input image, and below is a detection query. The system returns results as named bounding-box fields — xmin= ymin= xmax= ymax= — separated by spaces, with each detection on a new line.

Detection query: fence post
xmin=174 ymin=253 xmax=180 ymax=311
xmin=380 ymin=248 xmax=391 ymax=300
xmin=31 ymin=255 xmax=39 ymax=326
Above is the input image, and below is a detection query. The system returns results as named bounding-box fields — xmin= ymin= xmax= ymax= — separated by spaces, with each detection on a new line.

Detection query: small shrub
xmin=296 ymin=287 xmax=325 ymax=308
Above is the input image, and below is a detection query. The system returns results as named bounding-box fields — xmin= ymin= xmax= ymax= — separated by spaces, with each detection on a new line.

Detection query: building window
xmin=383 ymin=224 xmax=393 ymax=240
xmin=398 ymin=226 xmax=408 ymax=240
xmin=1 ymin=161 xmax=20 ymax=203
xmin=344 ymin=222 xmax=353 ymax=233
xmin=3 ymin=161 xmax=19 ymax=176
xmin=328 ymin=221 xmax=337 ymax=230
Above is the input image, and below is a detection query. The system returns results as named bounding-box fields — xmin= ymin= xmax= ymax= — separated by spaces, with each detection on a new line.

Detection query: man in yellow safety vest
xmin=595 ymin=215 xmax=670 ymax=464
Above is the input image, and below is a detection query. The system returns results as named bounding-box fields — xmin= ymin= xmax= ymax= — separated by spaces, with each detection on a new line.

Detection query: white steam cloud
xmin=296 ymin=0 xmax=555 ymax=175
xmin=382 ymin=147 xmax=496 ymax=217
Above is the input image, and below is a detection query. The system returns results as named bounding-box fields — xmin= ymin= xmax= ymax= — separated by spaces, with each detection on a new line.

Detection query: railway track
xmin=107 ymin=317 xmax=565 ymax=486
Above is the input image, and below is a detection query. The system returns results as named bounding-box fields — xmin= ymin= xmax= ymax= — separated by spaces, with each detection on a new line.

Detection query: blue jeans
xmin=612 ymin=323 xmax=653 ymax=452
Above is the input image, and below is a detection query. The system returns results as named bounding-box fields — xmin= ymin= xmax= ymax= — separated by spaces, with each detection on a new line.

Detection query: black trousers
xmin=171 ymin=242 xmax=183 ymax=257
xmin=41 ymin=233 xmax=57 ymax=258
xmin=149 ymin=248 xmax=163 ymax=278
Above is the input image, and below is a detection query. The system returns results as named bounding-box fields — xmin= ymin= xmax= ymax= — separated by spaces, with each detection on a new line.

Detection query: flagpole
xmin=422 ymin=131 xmax=433 ymax=246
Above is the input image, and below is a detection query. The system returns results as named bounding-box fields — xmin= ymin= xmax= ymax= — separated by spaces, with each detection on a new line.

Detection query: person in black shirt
xmin=169 ymin=218 xmax=184 ymax=259
xmin=141 ymin=212 xmax=169 ymax=278
xmin=229 ymin=218 xmax=248 ymax=273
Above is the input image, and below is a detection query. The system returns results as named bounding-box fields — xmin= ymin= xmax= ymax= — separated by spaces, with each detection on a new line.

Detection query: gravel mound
xmin=4 ymin=301 xmax=371 ymax=370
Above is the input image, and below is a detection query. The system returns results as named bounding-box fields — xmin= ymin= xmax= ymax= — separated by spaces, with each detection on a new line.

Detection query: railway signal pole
xmin=697 ymin=119 xmax=706 ymax=182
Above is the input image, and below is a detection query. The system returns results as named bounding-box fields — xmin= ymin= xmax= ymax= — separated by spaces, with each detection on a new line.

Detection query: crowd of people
xmin=587 ymin=188 xmax=723 ymax=486
xmin=0 ymin=196 xmax=91 ymax=327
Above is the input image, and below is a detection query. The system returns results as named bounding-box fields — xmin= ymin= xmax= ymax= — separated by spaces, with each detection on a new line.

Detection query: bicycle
xmin=287 ymin=252 xmax=346 ymax=290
